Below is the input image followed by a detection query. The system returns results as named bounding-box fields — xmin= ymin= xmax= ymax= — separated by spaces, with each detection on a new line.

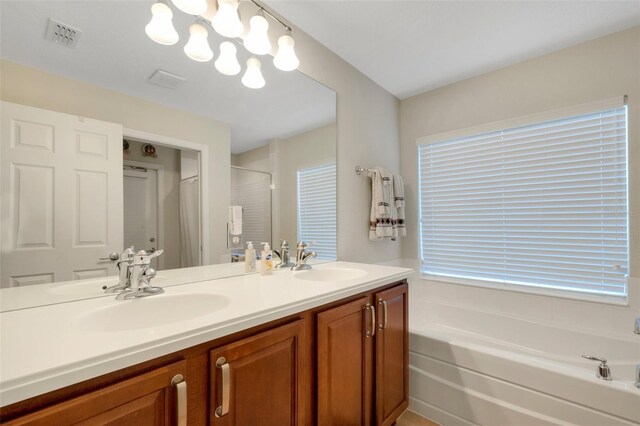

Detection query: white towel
xmin=369 ymin=167 xmax=398 ymax=240
xmin=394 ymin=175 xmax=406 ymax=237
xmin=229 ymin=206 xmax=242 ymax=235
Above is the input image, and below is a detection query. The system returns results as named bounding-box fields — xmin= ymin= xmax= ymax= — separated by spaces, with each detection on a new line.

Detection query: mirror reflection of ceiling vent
xmin=149 ymin=70 xmax=186 ymax=89
xmin=45 ymin=18 xmax=82 ymax=48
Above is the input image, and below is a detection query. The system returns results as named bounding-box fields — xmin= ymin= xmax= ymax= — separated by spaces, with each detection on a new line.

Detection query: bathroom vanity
xmin=0 ymin=262 xmax=411 ymax=425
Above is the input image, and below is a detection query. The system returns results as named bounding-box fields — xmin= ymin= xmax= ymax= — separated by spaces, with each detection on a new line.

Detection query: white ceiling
xmin=0 ymin=1 xmax=336 ymax=154
xmin=266 ymin=0 xmax=640 ymax=99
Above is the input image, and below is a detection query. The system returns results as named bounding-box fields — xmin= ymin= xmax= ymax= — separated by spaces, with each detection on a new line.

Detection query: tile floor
xmin=396 ymin=410 xmax=440 ymax=426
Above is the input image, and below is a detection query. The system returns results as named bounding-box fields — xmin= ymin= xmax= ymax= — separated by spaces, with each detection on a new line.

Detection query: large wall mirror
xmin=0 ymin=0 xmax=336 ymax=311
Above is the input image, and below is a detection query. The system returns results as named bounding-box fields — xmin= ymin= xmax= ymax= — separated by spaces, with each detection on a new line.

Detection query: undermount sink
xmin=73 ymin=293 xmax=230 ymax=332
xmin=293 ymin=267 xmax=368 ymax=282
xmin=48 ymin=276 xmax=166 ymax=296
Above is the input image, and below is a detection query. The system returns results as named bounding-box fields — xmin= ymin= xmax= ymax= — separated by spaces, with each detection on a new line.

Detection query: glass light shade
xmin=243 ymin=15 xmax=271 ymax=55
xmin=273 ymin=34 xmax=299 ymax=71
xmin=212 ymin=0 xmax=244 ymax=38
xmin=171 ymin=0 xmax=207 ymax=15
xmin=145 ymin=2 xmax=179 ymax=46
xmin=201 ymin=0 xmax=217 ymax=21
xmin=241 ymin=57 xmax=265 ymax=89
xmin=215 ymin=42 xmax=241 ymax=75
xmin=184 ymin=23 xmax=213 ymax=62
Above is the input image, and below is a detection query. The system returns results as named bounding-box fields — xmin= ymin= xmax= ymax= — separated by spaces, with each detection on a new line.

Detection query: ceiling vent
xmin=148 ymin=70 xmax=186 ymax=89
xmin=45 ymin=18 xmax=82 ymax=48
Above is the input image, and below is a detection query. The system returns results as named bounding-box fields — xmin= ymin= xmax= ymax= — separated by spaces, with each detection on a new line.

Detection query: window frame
xmin=417 ymin=97 xmax=630 ymax=305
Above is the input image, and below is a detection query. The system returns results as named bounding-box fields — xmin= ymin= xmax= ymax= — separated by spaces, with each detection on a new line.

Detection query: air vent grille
xmin=45 ymin=18 xmax=82 ymax=48
xmin=149 ymin=70 xmax=186 ymax=89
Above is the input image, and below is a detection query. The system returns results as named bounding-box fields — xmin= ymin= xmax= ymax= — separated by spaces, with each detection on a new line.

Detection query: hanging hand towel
xmin=369 ymin=167 xmax=398 ymax=240
xmin=394 ymin=174 xmax=406 ymax=237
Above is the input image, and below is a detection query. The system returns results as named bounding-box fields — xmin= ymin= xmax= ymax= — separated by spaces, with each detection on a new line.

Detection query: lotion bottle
xmin=260 ymin=242 xmax=273 ymax=275
xmin=244 ymin=241 xmax=257 ymax=273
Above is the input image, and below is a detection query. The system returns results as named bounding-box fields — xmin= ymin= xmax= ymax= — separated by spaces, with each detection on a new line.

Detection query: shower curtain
xmin=180 ymin=177 xmax=200 ymax=267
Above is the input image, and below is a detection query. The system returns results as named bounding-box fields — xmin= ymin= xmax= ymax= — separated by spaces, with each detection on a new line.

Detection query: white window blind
xmin=419 ymin=104 xmax=629 ymax=299
xmin=297 ymin=162 xmax=337 ymax=260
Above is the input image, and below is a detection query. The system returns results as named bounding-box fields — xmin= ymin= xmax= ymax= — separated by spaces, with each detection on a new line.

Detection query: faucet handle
xmin=99 ymin=252 xmax=120 ymax=262
xmin=582 ymin=355 xmax=612 ymax=381
xmin=582 ymin=355 xmax=607 ymax=363
xmin=297 ymin=240 xmax=317 ymax=249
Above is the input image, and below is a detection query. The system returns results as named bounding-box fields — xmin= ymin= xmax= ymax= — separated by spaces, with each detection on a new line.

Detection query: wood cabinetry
xmin=316 ymin=283 xmax=408 ymax=426
xmin=317 ymin=295 xmax=373 ymax=425
xmin=374 ymin=284 xmax=409 ymax=426
xmin=4 ymin=360 xmax=187 ymax=426
xmin=209 ymin=320 xmax=306 ymax=426
xmin=1 ymin=280 xmax=407 ymax=426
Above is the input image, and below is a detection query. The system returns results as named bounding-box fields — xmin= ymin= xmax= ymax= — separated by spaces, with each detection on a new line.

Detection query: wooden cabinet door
xmin=5 ymin=360 xmax=187 ymax=426
xmin=209 ymin=320 xmax=306 ymax=426
xmin=317 ymin=296 xmax=375 ymax=426
xmin=374 ymin=283 xmax=409 ymax=426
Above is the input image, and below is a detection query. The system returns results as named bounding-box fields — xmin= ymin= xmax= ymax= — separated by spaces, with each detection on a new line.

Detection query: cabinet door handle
xmin=378 ymin=299 xmax=388 ymax=330
xmin=215 ymin=357 xmax=230 ymax=418
xmin=171 ymin=374 xmax=187 ymax=426
xmin=365 ymin=303 xmax=376 ymax=337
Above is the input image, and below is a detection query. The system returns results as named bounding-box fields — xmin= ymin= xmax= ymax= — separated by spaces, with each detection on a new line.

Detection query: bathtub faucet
xmin=581 ymin=355 xmax=612 ymax=381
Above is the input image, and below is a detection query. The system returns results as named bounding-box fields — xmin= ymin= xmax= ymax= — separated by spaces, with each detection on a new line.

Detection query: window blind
xmin=297 ymin=162 xmax=337 ymax=260
xmin=419 ymin=105 xmax=629 ymax=299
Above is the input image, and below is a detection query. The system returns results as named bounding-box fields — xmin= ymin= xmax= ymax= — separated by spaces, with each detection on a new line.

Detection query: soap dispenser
xmin=244 ymin=241 xmax=257 ymax=273
xmin=260 ymin=242 xmax=273 ymax=275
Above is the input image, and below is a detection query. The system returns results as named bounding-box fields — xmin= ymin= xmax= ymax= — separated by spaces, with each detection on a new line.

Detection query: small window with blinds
xmin=297 ymin=162 xmax=337 ymax=260
xmin=418 ymin=102 xmax=629 ymax=301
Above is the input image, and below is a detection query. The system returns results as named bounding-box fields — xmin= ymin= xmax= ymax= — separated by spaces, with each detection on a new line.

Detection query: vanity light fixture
xmin=145 ymin=2 xmax=179 ymax=45
xmin=184 ymin=22 xmax=214 ymax=62
xmin=244 ymin=11 xmax=271 ymax=55
xmin=242 ymin=57 xmax=265 ymax=89
xmin=215 ymin=41 xmax=241 ymax=75
xmin=171 ymin=0 xmax=207 ymax=16
xmin=144 ymin=0 xmax=299 ymax=89
xmin=212 ymin=0 xmax=244 ymax=38
xmin=273 ymin=31 xmax=299 ymax=71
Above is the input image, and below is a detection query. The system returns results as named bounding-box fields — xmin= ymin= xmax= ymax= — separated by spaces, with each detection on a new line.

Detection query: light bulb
xmin=273 ymin=34 xmax=299 ymax=71
xmin=184 ymin=23 xmax=213 ymax=62
xmin=145 ymin=2 xmax=179 ymax=46
xmin=242 ymin=57 xmax=265 ymax=89
xmin=243 ymin=14 xmax=271 ymax=55
xmin=215 ymin=42 xmax=241 ymax=75
xmin=171 ymin=0 xmax=207 ymax=15
xmin=212 ymin=0 xmax=244 ymax=38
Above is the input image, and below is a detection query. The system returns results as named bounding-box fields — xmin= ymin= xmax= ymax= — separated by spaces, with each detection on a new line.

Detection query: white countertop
xmin=0 ymin=261 xmax=412 ymax=407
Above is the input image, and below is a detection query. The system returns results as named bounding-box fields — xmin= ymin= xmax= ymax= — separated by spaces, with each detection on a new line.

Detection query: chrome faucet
xmin=274 ymin=240 xmax=294 ymax=269
xmin=291 ymin=241 xmax=317 ymax=271
xmin=115 ymin=249 xmax=164 ymax=300
xmin=104 ymin=247 xmax=136 ymax=294
xmin=581 ymin=355 xmax=612 ymax=381
xmin=635 ymin=317 xmax=640 ymax=388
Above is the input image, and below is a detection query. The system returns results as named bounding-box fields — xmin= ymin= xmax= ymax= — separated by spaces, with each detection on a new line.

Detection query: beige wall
xmin=0 ymin=60 xmax=231 ymax=265
xmin=400 ymin=27 xmax=640 ymax=335
xmin=272 ymin=124 xmax=337 ymax=248
xmin=123 ymin=140 xmax=181 ymax=269
xmin=230 ymin=124 xmax=337 ymax=253
xmin=261 ymin=7 xmax=402 ymax=263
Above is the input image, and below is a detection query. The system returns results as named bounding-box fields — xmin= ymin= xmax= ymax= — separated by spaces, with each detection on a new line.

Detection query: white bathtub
xmin=409 ymin=303 xmax=640 ymax=426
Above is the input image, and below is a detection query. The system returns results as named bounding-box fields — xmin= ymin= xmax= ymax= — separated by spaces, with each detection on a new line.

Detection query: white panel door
xmin=0 ymin=101 xmax=123 ymax=287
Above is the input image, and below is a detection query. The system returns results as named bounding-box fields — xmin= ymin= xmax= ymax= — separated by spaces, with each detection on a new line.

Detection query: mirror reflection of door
xmin=123 ymin=164 xmax=160 ymax=270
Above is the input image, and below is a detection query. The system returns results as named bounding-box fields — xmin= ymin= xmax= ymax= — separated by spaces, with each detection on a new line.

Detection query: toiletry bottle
xmin=260 ymin=242 xmax=273 ymax=275
xmin=245 ymin=241 xmax=257 ymax=273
